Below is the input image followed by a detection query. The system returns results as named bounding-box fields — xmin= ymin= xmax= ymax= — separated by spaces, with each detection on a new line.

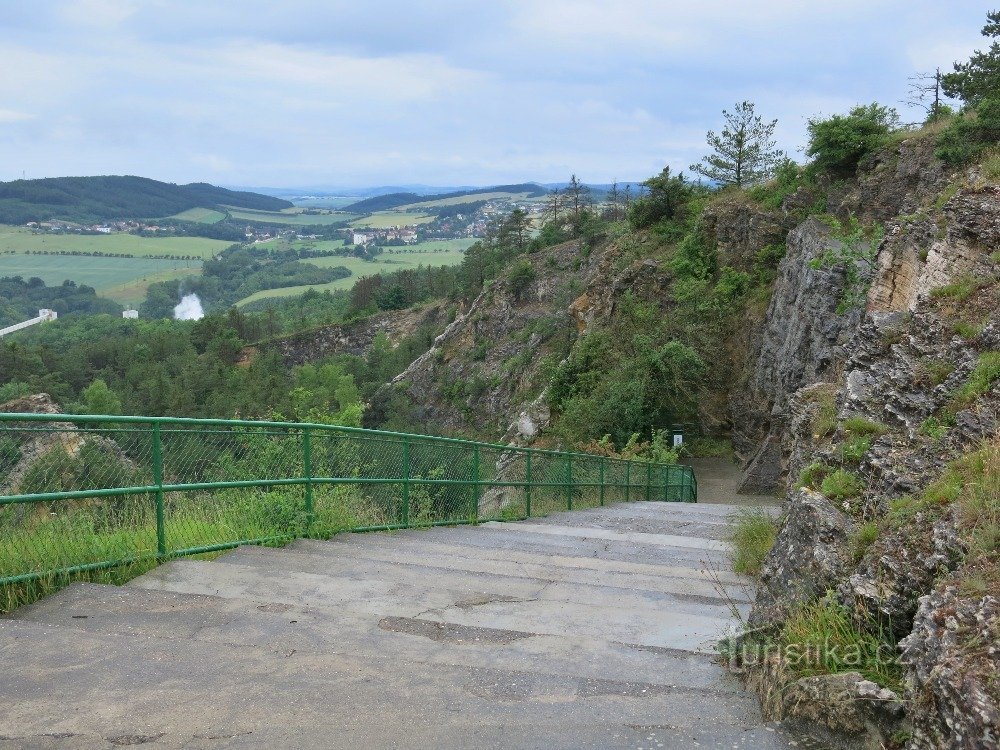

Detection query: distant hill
xmin=0 ymin=176 xmax=293 ymax=225
xmin=343 ymin=183 xmax=549 ymax=213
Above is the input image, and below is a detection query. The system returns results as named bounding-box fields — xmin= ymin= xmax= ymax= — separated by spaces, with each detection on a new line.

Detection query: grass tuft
xmin=820 ymin=469 xmax=864 ymax=500
xmin=843 ymin=417 xmax=889 ymax=438
xmin=729 ymin=507 xmax=780 ymax=577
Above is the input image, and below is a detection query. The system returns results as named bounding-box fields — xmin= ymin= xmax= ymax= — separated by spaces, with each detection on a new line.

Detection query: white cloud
xmin=0 ymin=1 xmax=993 ymax=185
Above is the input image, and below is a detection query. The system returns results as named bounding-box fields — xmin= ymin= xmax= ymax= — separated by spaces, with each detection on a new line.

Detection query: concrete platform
xmin=0 ymin=500 xmax=805 ymax=749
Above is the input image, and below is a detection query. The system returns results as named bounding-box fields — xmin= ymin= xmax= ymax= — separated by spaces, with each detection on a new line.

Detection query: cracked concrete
xmin=1 ymin=499 xmax=806 ymax=749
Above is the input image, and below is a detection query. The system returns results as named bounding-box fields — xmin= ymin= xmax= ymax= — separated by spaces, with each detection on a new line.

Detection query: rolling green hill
xmin=0 ymin=176 xmax=293 ymax=225
xmin=342 ymin=183 xmax=548 ymax=213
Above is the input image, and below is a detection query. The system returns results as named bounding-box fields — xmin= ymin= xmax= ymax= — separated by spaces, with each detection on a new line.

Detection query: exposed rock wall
xmin=249 ymin=302 xmax=451 ymax=367
xmin=741 ymin=142 xmax=1000 ymax=749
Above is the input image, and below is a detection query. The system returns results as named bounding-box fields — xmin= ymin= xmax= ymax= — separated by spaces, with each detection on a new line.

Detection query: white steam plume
xmin=173 ymin=294 xmax=205 ymax=321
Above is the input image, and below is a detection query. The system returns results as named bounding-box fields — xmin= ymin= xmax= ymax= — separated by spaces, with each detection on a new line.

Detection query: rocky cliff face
xmin=370 ymin=239 xmax=597 ymax=439
xmin=246 ymin=302 xmax=452 ymax=367
xmin=740 ymin=138 xmax=1000 ymax=749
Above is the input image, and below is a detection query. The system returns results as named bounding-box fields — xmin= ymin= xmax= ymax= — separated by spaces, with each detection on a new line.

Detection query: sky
xmin=0 ymin=0 xmax=992 ymax=189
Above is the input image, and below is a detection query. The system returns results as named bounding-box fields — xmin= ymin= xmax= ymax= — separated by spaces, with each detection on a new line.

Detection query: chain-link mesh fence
xmin=1 ymin=413 xmax=697 ymax=605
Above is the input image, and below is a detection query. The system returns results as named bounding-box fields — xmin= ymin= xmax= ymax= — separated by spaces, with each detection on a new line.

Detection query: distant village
xmin=22 ymin=194 xmax=551 ymax=248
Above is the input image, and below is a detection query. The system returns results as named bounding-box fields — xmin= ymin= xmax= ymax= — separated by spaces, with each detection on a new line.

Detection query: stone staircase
xmin=0 ymin=501 xmax=803 ymax=749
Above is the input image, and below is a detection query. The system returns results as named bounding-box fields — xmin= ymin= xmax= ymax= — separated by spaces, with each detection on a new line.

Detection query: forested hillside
xmin=0 ymin=176 xmax=292 ymax=224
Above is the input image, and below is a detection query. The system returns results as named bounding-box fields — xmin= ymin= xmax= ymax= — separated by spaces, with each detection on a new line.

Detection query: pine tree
xmin=690 ymin=101 xmax=784 ymax=188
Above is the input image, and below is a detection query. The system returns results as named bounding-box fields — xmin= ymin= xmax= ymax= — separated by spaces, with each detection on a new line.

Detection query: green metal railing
xmin=0 ymin=413 xmax=696 ymax=589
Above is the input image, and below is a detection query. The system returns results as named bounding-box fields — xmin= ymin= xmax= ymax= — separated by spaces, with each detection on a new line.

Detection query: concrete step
xmin=13 ymin=582 xmax=735 ymax=691
xmin=292 ymin=533 xmax=746 ymax=589
xmin=0 ymin=618 xmax=803 ymax=749
xmin=130 ymin=559 xmax=737 ymax=653
xmin=482 ymin=520 xmax=729 ymax=553
xmin=214 ymin=544 xmax=750 ymax=614
xmin=325 ymin=522 xmax=732 ymax=570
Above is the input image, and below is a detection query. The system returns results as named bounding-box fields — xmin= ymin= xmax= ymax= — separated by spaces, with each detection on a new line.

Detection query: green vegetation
xmin=729 ymin=506 xmax=780 ymax=576
xmin=348 ymin=211 xmax=436 ymax=228
xmin=0 ymin=175 xmax=290 ymax=225
xmin=0 ymin=254 xmax=202 ymax=307
xmin=690 ymin=101 xmax=784 ymax=188
xmin=929 ymin=274 xmax=980 ymax=302
xmin=916 ymin=359 xmax=955 ymax=387
xmin=342 ymin=183 xmax=547 ymax=213
xmin=808 ymin=216 xmax=883 ymax=312
xmin=0 ymin=276 xmax=121 ymax=328
xmin=936 ymin=12 xmax=1000 ymax=164
xmin=840 ymin=436 xmax=872 ymax=463
xmin=948 ymin=351 xmax=1000 ymax=411
xmin=850 ymin=521 xmax=879 ymax=563
xmin=781 ymin=595 xmax=902 ymax=692
xmin=820 ymin=469 xmax=863 ymax=501
xmin=0 ymin=225 xmax=229 ymax=258
xmin=226 ymin=207 xmax=354 ymax=226
xmin=805 ymin=103 xmax=901 ymax=178
xmin=919 ymin=416 xmax=950 ymax=441
xmin=843 ymin=417 xmax=889 ymax=438
xmin=169 ymin=207 xmax=226 ymax=224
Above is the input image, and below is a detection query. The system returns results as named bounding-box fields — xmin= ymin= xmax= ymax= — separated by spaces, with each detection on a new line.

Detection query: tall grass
xmin=730 ymin=506 xmax=780 ymax=576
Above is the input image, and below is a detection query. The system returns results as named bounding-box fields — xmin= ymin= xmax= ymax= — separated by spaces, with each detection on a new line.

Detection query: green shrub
xmin=806 ymin=103 xmax=901 ymax=177
xmin=841 ymin=436 xmax=872 ymax=463
xmin=821 ymin=469 xmax=863 ymax=500
xmin=936 ymin=99 xmax=1000 ymax=165
xmin=507 ymin=259 xmax=537 ymax=299
xmin=843 ymin=417 xmax=889 ymax=438
xmin=729 ymin=507 xmax=779 ymax=576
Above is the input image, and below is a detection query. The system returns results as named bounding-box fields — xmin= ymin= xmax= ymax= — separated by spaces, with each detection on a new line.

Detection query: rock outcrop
xmin=251 ymin=302 xmax=451 ymax=367
xmin=739 ymin=139 xmax=1000 ymax=750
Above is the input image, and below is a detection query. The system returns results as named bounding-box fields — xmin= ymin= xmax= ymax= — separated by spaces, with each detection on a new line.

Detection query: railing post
xmin=151 ymin=422 xmax=166 ymax=557
xmin=524 ymin=453 xmax=532 ymax=518
xmin=645 ymin=462 xmax=652 ymax=502
xmin=565 ymin=453 xmax=573 ymax=511
xmin=625 ymin=462 xmax=631 ymax=503
xmin=471 ymin=444 xmax=480 ymax=522
xmin=302 ymin=428 xmax=314 ymax=532
xmin=401 ymin=437 xmax=410 ymax=527
xmin=599 ymin=457 xmax=605 ymax=507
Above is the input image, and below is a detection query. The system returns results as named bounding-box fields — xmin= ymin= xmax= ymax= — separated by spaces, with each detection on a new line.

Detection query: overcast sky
xmin=0 ymin=1 xmax=991 ymax=189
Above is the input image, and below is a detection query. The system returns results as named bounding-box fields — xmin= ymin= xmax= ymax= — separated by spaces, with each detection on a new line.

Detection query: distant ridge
xmin=0 ymin=175 xmax=293 ymax=225
xmin=342 ymin=183 xmax=549 ymax=213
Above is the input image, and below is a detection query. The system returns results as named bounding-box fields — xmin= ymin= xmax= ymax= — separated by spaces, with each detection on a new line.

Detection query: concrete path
xmin=0 ymin=500 xmax=804 ymax=749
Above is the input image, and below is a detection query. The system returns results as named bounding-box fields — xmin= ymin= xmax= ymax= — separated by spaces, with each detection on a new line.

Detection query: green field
xmin=236 ymin=241 xmax=471 ymax=306
xmin=0 ymin=254 xmax=202 ymax=305
xmin=0 ymin=226 xmax=229 ymax=259
xmin=168 ymin=207 xmax=226 ymax=224
xmin=349 ymin=211 xmax=436 ymax=228
xmin=225 ymin=207 xmax=356 ymax=226
xmin=398 ymin=191 xmax=535 ymax=209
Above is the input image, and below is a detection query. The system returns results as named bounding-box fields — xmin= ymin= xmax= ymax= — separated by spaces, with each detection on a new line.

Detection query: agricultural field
xmin=168 ymin=207 xmax=226 ymax=224
xmin=349 ymin=211 xmax=436 ymax=228
xmin=397 ymin=191 xmax=535 ymax=209
xmin=225 ymin=207 xmax=355 ymax=226
xmin=236 ymin=240 xmax=471 ymax=306
xmin=0 ymin=253 xmax=202 ymax=306
xmin=0 ymin=225 xmax=229 ymax=259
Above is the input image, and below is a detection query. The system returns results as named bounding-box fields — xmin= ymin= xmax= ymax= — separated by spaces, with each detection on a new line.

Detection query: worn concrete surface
xmin=1 ymin=498 xmax=806 ymax=749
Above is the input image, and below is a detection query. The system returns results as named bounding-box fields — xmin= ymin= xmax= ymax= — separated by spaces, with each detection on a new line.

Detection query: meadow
xmin=397 ymin=191 xmax=535 ymax=209
xmin=349 ymin=211 xmax=436 ymax=228
xmin=0 ymin=254 xmax=202 ymax=306
xmin=237 ymin=241 xmax=471 ymax=305
xmin=225 ymin=207 xmax=356 ymax=226
xmin=168 ymin=207 xmax=226 ymax=224
xmin=0 ymin=225 xmax=229 ymax=259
